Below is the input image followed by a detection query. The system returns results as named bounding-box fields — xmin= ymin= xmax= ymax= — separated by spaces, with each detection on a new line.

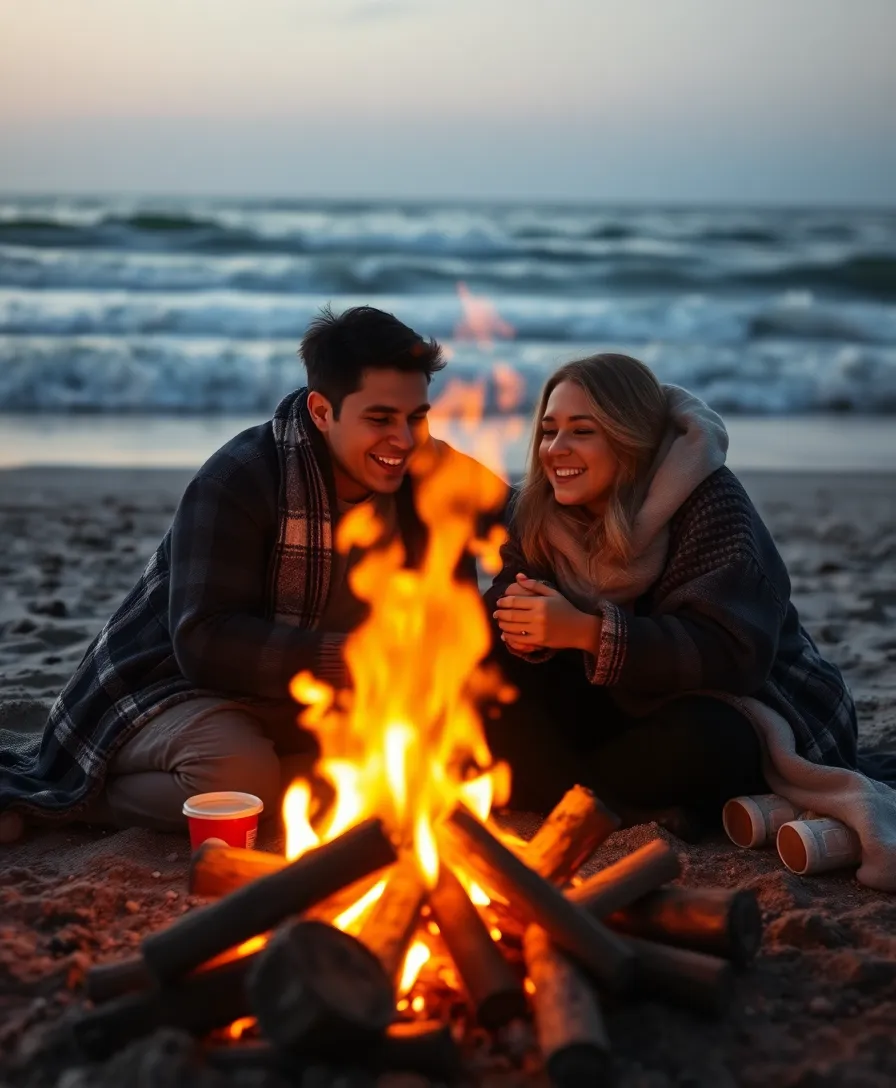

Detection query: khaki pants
xmin=83 ymin=697 xmax=316 ymax=833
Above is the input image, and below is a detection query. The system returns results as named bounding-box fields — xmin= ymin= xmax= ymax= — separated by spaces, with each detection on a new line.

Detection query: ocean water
xmin=1 ymin=195 xmax=896 ymax=416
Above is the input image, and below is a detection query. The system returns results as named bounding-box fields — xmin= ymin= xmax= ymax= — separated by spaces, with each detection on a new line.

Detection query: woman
xmin=484 ymin=354 xmax=857 ymax=832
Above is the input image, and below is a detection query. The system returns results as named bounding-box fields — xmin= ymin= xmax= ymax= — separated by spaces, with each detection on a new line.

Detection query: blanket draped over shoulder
xmin=0 ymin=389 xmax=339 ymax=819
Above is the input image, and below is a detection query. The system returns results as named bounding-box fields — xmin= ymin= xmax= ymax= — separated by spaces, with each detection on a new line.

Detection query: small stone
xmin=124 ymin=900 xmax=140 ymax=914
xmin=809 ymin=996 xmax=835 ymax=1016
xmin=165 ymin=890 xmax=178 ymax=901
xmin=151 ymin=871 xmax=161 ymax=879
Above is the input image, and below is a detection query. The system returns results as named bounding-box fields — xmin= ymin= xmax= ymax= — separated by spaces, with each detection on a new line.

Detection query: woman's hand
xmin=495 ymin=579 xmax=542 ymax=653
xmin=493 ymin=573 xmax=601 ymax=653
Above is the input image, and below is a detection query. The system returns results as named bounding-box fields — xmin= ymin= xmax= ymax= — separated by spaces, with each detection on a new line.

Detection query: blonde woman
xmin=485 ymin=354 xmax=857 ymax=833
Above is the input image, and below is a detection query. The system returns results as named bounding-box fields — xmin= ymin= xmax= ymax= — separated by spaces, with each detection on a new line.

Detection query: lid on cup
xmin=182 ymin=791 xmax=264 ymax=819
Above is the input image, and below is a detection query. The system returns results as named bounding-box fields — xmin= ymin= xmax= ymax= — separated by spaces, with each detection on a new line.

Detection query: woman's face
xmin=539 ymin=380 xmax=618 ymax=513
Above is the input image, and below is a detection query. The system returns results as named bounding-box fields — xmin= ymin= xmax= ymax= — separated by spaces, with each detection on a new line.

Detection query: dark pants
xmin=485 ymin=646 xmax=766 ymax=823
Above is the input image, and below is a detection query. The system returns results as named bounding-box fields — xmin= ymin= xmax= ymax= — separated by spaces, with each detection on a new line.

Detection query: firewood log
xmin=623 ymin=935 xmax=734 ymax=1015
xmin=607 ymin=886 xmax=762 ymax=966
xmin=439 ymin=806 xmax=636 ymax=993
xmin=524 ymin=785 xmax=620 ymax=885
xmin=246 ymin=919 xmax=395 ymax=1052
xmin=358 ymin=861 xmax=426 ymax=980
xmin=204 ymin=1019 xmax=461 ymax=1078
xmin=523 ymin=925 xmax=612 ymax=1088
xmin=142 ymin=818 xmax=396 ymax=984
xmin=189 ymin=843 xmax=286 ymax=897
xmin=85 ymin=955 xmax=154 ymax=1004
xmin=73 ymin=954 xmax=257 ymax=1059
xmin=427 ymin=863 xmax=527 ymax=1029
xmin=566 ymin=839 xmax=681 ymax=917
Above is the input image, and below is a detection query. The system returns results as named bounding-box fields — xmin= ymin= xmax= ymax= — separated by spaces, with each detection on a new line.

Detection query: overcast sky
xmin=1 ymin=0 xmax=894 ymax=204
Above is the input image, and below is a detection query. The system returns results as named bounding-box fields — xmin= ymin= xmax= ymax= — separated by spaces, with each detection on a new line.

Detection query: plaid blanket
xmin=0 ymin=388 xmax=392 ymax=819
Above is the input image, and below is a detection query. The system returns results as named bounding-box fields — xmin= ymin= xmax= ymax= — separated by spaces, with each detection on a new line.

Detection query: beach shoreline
xmin=1 ymin=412 xmax=895 ymax=477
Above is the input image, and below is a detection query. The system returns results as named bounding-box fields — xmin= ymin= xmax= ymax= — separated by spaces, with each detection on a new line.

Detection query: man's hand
xmin=494 ymin=573 xmax=601 ymax=653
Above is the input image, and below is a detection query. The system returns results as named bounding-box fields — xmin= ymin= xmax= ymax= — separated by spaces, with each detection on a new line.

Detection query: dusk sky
xmin=1 ymin=0 xmax=894 ymax=204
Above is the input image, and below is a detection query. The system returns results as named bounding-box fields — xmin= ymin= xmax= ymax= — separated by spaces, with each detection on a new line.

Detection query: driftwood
xmin=74 ymin=954 xmax=258 ymax=1059
xmin=607 ymin=886 xmax=762 ymax=966
xmin=440 ymin=805 xmax=636 ymax=993
xmin=142 ymin=818 xmax=397 ymax=984
xmin=357 ymin=861 xmax=426 ymax=980
xmin=427 ymin=863 xmax=527 ymax=1029
xmin=523 ymin=924 xmax=612 ymax=1088
xmin=247 ymin=919 xmax=396 ymax=1052
xmin=623 ymin=935 xmax=734 ymax=1015
xmin=567 ymin=839 xmax=681 ymax=917
xmin=524 ymin=785 xmax=620 ymax=885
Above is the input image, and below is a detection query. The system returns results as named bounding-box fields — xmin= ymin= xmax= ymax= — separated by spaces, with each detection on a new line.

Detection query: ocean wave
xmin=1 ymin=205 xmax=895 ymax=300
xmin=4 ymin=240 xmax=896 ymax=301
xmin=2 ymin=288 xmax=894 ymax=346
xmin=1 ymin=335 xmax=894 ymax=415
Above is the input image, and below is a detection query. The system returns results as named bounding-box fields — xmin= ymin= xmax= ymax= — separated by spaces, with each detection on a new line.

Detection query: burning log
xmin=246 ymin=919 xmax=395 ymax=1052
xmin=74 ymin=954 xmax=258 ymax=1059
xmin=427 ymin=862 xmax=527 ymax=1029
xmin=142 ymin=818 xmax=396 ymax=984
xmin=205 ymin=1020 xmax=461 ymax=1078
xmin=189 ymin=841 xmax=386 ymax=926
xmin=358 ymin=861 xmax=426 ymax=980
xmin=189 ymin=842 xmax=287 ymax=897
xmin=566 ymin=839 xmax=681 ymax=917
xmin=623 ymin=936 xmax=733 ymax=1015
xmin=376 ymin=1019 xmax=463 ymax=1079
xmin=523 ymin=925 xmax=612 ymax=1088
xmin=525 ymin=785 xmax=620 ymax=885
xmin=440 ymin=806 xmax=636 ymax=993
xmin=606 ymin=886 xmax=762 ymax=966
xmin=85 ymin=955 xmax=154 ymax=1005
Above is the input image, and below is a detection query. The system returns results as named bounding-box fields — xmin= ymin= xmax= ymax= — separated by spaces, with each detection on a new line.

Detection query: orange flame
xmin=332 ymin=878 xmax=388 ymax=934
xmin=283 ymin=781 xmax=319 ymax=861
xmin=455 ymin=282 xmax=514 ymax=344
xmin=226 ymin=1016 xmax=256 ymax=1040
xmin=398 ymin=939 xmax=431 ymax=995
xmin=282 ymin=293 xmax=518 ymax=896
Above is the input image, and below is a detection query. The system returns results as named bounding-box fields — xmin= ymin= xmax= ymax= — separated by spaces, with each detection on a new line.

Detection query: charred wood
xmin=427 ymin=863 xmax=527 ymax=1029
xmin=142 ymin=818 xmax=396 ymax=984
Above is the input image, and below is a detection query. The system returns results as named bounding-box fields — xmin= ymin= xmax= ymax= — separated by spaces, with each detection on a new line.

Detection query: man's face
xmin=308 ymin=368 xmax=432 ymax=500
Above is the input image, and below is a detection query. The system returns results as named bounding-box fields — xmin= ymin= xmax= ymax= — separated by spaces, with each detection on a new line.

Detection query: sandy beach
xmin=2 ymin=463 xmax=896 ymax=1087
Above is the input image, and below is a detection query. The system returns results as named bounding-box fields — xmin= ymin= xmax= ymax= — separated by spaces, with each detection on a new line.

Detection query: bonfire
xmin=74 ymin=406 xmax=764 ymax=1086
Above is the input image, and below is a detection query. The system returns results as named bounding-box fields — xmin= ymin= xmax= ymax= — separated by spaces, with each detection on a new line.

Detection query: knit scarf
xmin=269 ymin=388 xmax=334 ymax=627
xmin=546 ymin=385 xmax=729 ymax=609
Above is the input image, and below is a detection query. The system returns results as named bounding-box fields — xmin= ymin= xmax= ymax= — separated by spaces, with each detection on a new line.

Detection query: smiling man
xmin=2 ymin=306 xmax=484 ymax=833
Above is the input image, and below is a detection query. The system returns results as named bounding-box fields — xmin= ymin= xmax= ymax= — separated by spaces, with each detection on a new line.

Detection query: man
xmin=1 ymin=306 xmax=493 ymax=832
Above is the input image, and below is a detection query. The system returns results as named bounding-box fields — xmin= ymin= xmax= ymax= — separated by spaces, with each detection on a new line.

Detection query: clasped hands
xmin=493 ymin=573 xmax=601 ymax=655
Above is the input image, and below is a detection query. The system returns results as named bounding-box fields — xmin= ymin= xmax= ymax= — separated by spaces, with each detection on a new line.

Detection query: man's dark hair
xmin=300 ymin=305 xmax=446 ymax=416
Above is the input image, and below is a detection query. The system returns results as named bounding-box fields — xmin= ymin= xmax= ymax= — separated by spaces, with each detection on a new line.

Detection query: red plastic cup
xmin=182 ymin=791 xmax=264 ymax=851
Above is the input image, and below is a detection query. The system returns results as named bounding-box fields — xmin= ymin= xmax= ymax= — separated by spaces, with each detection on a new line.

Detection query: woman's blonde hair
xmin=515 ymin=353 xmax=669 ymax=575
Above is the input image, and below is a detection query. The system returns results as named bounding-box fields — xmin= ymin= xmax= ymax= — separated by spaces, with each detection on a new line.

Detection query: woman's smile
xmin=552 ymin=465 xmax=586 ymax=483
